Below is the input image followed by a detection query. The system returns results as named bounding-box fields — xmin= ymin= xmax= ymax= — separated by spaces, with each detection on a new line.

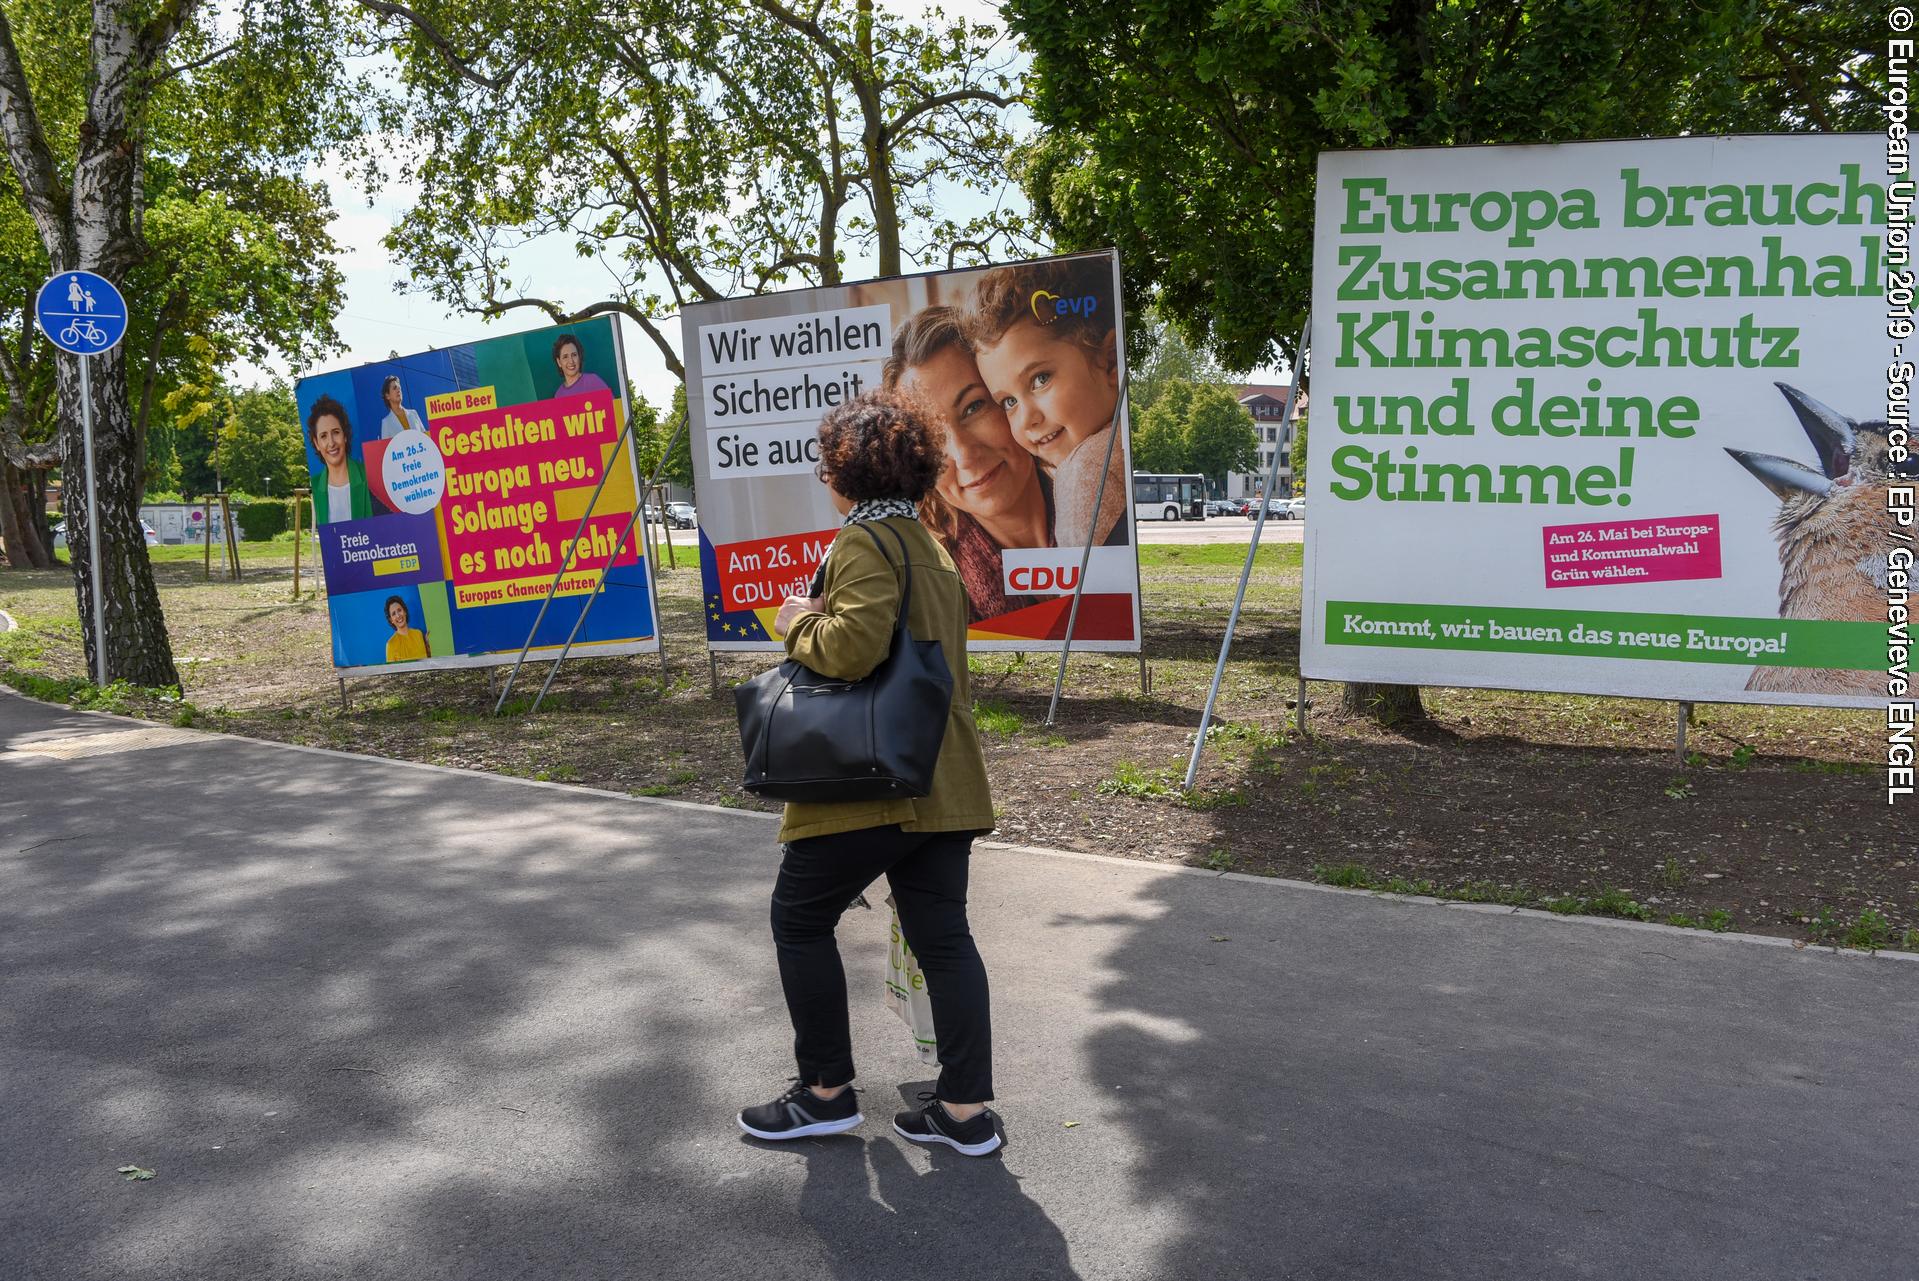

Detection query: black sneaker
xmin=893 ymin=1092 xmax=1002 ymax=1156
xmin=738 ymin=1079 xmax=863 ymax=1141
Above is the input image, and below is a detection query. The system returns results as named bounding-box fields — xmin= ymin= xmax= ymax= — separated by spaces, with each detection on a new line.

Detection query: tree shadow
xmin=1061 ymin=848 xmax=1918 ymax=1280
xmin=0 ymin=693 xmax=1081 ymax=1279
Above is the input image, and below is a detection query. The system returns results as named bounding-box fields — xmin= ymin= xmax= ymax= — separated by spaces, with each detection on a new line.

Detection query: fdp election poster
xmin=682 ymin=251 xmax=1143 ymax=652
xmin=294 ymin=317 xmax=658 ymax=674
xmin=1303 ymin=134 xmax=1903 ymax=709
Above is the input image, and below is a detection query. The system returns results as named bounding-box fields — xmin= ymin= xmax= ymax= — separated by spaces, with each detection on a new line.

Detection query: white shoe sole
xmin=738 ymin=1112 xmax=864 ymax=1141
xmin=893 ymin=1120 xmax=1003 ymax=1156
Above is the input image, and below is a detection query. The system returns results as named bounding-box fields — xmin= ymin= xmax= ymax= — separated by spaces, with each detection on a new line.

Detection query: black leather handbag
xmin=735 ymin=522 xmax=954 ymax=802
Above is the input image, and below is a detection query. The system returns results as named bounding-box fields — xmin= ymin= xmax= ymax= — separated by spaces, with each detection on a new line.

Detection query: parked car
xmin=1286 ymin=499 xmax=1306 ymax=521
xmin=665 ymin=501 xmax=697 ymax=529
xmin=1245 ymin=498 xmax=1288 ymax=519
xmin=1203 ymin=498 xmax=1241 ymax=517
xmin=53 ymin=519 xmax=164 ymax=547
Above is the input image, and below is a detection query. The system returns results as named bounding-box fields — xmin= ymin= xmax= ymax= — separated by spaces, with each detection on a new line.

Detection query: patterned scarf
xmin=843 ymin=498 xmax=920 ymax=525
xmin=811 ymin=498 xmax=921 ymax=594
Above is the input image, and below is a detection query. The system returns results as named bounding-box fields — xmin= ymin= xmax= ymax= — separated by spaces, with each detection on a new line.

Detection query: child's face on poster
xmin=976 ymin=319 xmax=1120 ymax=469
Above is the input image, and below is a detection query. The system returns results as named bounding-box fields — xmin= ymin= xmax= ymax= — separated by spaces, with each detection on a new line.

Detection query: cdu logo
xmin=1029 ymin=288 xmax=1099 ymax=325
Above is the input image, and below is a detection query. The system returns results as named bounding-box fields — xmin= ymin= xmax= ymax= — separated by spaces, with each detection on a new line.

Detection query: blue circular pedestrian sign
xmin=36 ymin=271 xmax=128 ymax=355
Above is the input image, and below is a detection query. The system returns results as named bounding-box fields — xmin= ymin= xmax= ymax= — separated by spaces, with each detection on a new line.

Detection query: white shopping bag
xmin=883 ymin=896 xmax=938 ymax=1065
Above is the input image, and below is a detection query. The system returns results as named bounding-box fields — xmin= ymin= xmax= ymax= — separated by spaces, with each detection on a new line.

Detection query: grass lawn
xmin=1 ymin=531 xmax=1910 ymax=952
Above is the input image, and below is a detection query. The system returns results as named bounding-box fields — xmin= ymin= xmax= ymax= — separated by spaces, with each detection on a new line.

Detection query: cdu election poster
xmin=1303 ymin=133 xmax=1903 ymax=709
xmin=294 ymin=316 xmax=659 ymax=674
xmin=681 ymin=251 xmax=1144 ymax=652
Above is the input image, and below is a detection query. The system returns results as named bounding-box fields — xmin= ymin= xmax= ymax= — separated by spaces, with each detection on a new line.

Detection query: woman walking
xmin=737 ymin=391 xmax=1003 ymax=1156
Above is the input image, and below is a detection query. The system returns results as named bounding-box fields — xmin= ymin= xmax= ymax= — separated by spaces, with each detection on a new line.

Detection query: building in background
xmin=1227 ymin=384 xmax=1308 ymax=499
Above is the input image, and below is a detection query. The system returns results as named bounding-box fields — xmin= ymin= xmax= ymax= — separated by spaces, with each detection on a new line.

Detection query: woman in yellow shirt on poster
xmin=384 ymin=596 xmax=430 ymax=663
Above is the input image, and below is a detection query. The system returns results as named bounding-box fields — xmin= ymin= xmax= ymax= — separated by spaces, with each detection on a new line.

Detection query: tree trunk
xmin=1339 ymin=681 xmax=1426 ymax=726
xmin=57 ymin=344 xmax=177 ymax=686
xmin=28 ymin=465 xmax=50 ymax=553
xmin=0 ymin=455 xmax=54 ymax=568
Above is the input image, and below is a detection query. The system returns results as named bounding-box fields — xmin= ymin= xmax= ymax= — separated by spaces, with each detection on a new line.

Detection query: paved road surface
xmin=1135 ymin=516 xmax=1304 ymax=545
xmin=639 ymin=518 xmax=1298 ymax=548
xmin=2 ymin=689 xmax=1912 ymax=1280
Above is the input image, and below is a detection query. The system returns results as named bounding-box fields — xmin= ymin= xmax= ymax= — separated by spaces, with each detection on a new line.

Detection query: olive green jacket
xmin=778 ymin=516 xmax=995 ymax=843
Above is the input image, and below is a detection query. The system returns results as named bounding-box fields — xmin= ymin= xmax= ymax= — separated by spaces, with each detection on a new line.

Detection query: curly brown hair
xmin=958 ymin=255 xmax=1115 ymax=360
xmin=815 ymin=390 xmax=944 ymax=502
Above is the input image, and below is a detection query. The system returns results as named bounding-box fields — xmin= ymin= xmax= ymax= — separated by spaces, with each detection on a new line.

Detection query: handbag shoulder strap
xmin=855 ymin=520 xmax=914 ymax=626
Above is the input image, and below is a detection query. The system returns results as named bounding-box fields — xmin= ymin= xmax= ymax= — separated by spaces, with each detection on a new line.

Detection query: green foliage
xmin=0 ymin=4 xmax=355 ymax=473
xmin=973 ymin=699 xmax=1026 ymax=737
xmin=235 ymin=501 xmax=292 ymax=541
xmin=1129 ymin=382 xmax=1257 ymax=493
xmin=1315 ymin=862 xmax=1369 ymax=888
xmin=1844 ymin=909 xmax=1892 ymax=952
xmin=1009 ymin=0 xmax=1884 ymax=369
xmin=1130 ymin=311 xmax=1236 ymax=419
xmin=216 ymin=384 xmax=307 ymax=499
xmin=1184 ymin=385 xmax=1260 ymax=494
xmin=1096 ymin=760 xmax=1180 ymax=798
xmin=372 ymin=0 xmax=1028 ymax=374
xmin=1131 ymin=384 xmax=1191 ymax=473
xmin=1289 ymin=417 xmax=1307 ymax=496
xmin=630 ymin=385 xmax=688 ymax=492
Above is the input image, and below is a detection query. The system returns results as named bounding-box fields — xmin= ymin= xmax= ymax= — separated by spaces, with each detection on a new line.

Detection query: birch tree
xmin=0 ymin=1 xmax=357 ymax=680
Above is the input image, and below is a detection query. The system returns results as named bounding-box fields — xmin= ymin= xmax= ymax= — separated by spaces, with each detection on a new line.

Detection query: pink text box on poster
xmin=1542 ymin=513 xmax=1722 ymax=589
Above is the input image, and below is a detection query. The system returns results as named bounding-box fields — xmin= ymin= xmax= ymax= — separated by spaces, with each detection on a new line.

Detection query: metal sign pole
xmin=1183 ymin=312 xmax=1310 ymax=791
xmin=36 ymin=271 xmax=127 ymax=686
xmin=78 ymin=355 xmax=106 ymax=687
xmin=1042 ymin=369 xmax=1133 ymax=728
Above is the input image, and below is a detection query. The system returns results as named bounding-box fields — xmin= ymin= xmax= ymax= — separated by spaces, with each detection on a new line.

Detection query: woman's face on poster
xmin=556 ymin=341 xmax=583 ymax=383
xmin=387 ymin=600 xmax=407 ymax=631
xmin=383 ymin=381 xmax=403 ymax=410
xmin=898 ymin=344 xmax=1036 ymax=522
xmin=313 ymin=414 xmax=348 ymax=467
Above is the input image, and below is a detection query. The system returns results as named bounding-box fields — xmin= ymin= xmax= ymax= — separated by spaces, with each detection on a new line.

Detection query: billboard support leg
xmin=1296 ymin=674 xmax=1309 ymax=737
xmin=291 ymin=487 xmax=304 ymax=600
xmin=494 ymin=414 xmax=653 ymax=716
xmin=709 ymin=652 xmax=720 ymax=698
xmin=527 ymin=414 xmax=690 ymax=716
xmin=338 ymin=678 xmax=349 ymax=713
xmin=1676 ymin=701 xmax=1691 ymax=765
xmin=1043 ymin=371 xmax=1133 ymax=729
xmin=1139 ymin=653 xmax=1149 ymax=695
xmin=1183 ymin=314 xmax=1310 ymax=792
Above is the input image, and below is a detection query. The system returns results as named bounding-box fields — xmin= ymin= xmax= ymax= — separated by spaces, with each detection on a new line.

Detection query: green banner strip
xmin=1324 ymin=600 xmax=1881 ymax=670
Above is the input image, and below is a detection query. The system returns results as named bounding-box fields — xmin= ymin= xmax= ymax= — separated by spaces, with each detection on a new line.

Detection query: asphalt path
xmin=2 ymin=688 xmax=1913 ymax=1281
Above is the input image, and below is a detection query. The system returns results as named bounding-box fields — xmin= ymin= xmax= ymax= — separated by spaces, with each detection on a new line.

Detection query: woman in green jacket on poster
xmin=307 ymin=395 xmax=374 ymax=524
xmin=736 ymin=390 xmax=1004 ymax=1157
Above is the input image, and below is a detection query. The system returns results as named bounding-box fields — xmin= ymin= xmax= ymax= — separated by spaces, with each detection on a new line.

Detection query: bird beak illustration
xmin=1725 ymin=448 xmax=1834 ymax=500
xmin=1774 ymin=383 xmax=1856 ymax=480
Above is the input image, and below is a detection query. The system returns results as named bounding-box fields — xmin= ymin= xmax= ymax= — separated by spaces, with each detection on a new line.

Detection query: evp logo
xmin=1029 ymin=288 xmax=1100 ymax=326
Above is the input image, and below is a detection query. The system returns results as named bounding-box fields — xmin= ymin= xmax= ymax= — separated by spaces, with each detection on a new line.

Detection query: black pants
xmin=770 ymin=825 xmax=993 ymax=1104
